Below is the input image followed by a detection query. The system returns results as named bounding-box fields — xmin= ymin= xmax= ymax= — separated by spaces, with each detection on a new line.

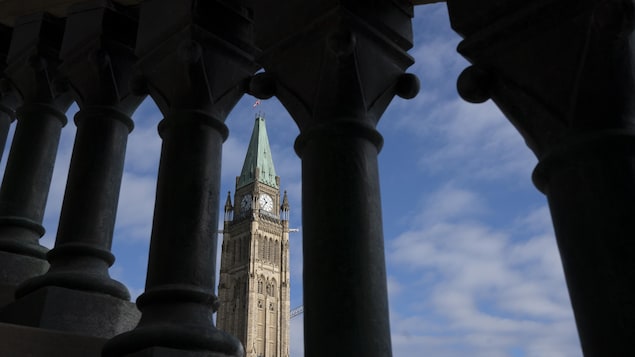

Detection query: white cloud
xmin=115 ymin=172 xmax=157 ymax=242
xmin=388 ymin=186 xmax=581 ymax=356
xmin=418 ymin=99 xmax=535 ymax=181
xmin=387 ymin=275 xmax=404 ymax=299
xmin=124 ymin=120 xmax=162 ymax=174
xmin=41 ymin=109 xmax=77 ymax=247
xmin=416 ymin=184 xmax=486 ymax=223
xmin=222 ymin=135 xmax=248 ymax=182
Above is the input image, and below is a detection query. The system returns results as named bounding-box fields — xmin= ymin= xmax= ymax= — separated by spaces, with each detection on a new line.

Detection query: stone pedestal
xmin=126 ymin=347 xmax=233 ymax=357
xmin=0 ymin=286 xmax=139 ymax=338
xmin=0 ymin=321 xmax=106 ymax=356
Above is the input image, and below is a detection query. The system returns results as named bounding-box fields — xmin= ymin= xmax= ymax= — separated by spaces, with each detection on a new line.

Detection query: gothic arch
xmin=269 ymin=238 xmax=274 ymax=262
xmin=274 ymin=239 xmax=280 ymax=264
xmin=270 ymin=278 xmax=277 ymax=298
xmin=258 ymin=235 xmax=265 ymax=260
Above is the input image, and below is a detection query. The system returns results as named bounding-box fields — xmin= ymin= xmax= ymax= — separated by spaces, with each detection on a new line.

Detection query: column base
xmin=103 ymin=322 xmax=244 ymax=357
xmin=0 ymin=250 xmax=49 ymax=307
xmin=124 ymin=347 xmax=238 ymax=357
xmin=0 ymin=321 xmax=106 ymax=356
xmin=0 ymin=285 xmax=140 ymax=338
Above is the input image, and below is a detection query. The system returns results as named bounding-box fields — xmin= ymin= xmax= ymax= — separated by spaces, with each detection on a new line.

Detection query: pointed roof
xmin=224 ymin=191 xmax=233 ymax=212
xmin=237 ymin=112 xmax=278 ymax=189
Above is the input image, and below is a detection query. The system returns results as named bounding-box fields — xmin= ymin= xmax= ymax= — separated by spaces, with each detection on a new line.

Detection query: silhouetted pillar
xmin=103 ymin=1 xmax=257 ymax=355
xmin=0 ymin=24 xmax=18 ymax=162
xmin=297 ymin=120 xmax=392 ymax=357
xmin=1 ymin=4 xmax=144 ymax=337
xmin=0 ymin=104 xmax=13 ymax=163
xmin=449 ymin=0 xmax=635 ymax=355
xmin=0 ymin=25 xmax=20 ymax=299
xmin=0 ymin=13 xmax=71 ymax=307
xmin=252 ymin=1 xmax=418 ymax=355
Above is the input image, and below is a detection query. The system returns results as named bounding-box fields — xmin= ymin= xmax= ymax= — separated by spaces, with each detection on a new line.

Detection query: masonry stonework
xmin=218 ymin=113 xmax=291 ymax=357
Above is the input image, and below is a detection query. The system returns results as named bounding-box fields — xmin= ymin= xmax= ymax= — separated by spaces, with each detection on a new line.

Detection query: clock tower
xmin=217 ymin=113 xmax=291 ymax=357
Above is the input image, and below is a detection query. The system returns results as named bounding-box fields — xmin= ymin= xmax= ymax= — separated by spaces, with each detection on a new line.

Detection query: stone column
xmin=449 ymin=0 xmax=635 ymax=355
xmin=297 ymin=120 xmax=391 ymax=357
xmin=0 ymin=25 xmax=21 ymax=302
xmin=0 ymin=13 xmax=71 ymax=307
xmin=0 ymin=24 xmax=18 ymax=161
xmin=0 ymin=98 xmax=14 ymax=162
xmin=251 ymin=1 xmax=418 ymax=355
xmin=103 ymin=1 xmax=257 ymax=355
xmin=1 ymin=4 xmax=144 ymax=337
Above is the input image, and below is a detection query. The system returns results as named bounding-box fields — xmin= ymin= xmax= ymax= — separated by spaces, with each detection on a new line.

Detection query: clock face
xmin=259 ymin=194 xmax=274 ymax=212
xmin=240 ymin=194 xmax=252 ymax=212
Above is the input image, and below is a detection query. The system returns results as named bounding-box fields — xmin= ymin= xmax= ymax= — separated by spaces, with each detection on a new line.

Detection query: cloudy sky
xmin=2 ymin=3 xmax=582 ymax=357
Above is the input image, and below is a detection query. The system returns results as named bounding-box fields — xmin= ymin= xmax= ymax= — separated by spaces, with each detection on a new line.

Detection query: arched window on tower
xmin=270 ymin=279 xmax=276 ymax=298
xmin=257 ymin=278 xmax=263 ymax=294
xmin=258 ymin=235 xmax=265 ymax=260
xmin=274 ymin=240 xmax=280 ymax=264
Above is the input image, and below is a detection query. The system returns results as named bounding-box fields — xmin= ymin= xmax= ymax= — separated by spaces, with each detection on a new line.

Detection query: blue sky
xmin=2 ymin=3 xmax=582 ymax=357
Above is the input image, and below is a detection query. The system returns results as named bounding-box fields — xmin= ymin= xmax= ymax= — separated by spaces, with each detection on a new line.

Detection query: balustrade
xmin=0 ymin=1 xmax=631 ymax=357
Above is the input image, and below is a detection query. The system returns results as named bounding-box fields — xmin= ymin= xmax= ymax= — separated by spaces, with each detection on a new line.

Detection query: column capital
xmin=449 ymin=0 xmax=635 ymax=159
xmin=58 ymin=2 xmax=144 ymax=116
xmin=251 ymin=0 xmax=418 ymax=131
xmin=5 ymin=12 xmax=72 ymax=112
xmin=134 ymin=0 xmax=258 ymax=117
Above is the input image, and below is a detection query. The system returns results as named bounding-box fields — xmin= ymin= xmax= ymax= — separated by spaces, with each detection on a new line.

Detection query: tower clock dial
xmin=240 ymin=194 xmax=252 ymax=212
xmin=259 ymin=193 xmax=274 ymax=212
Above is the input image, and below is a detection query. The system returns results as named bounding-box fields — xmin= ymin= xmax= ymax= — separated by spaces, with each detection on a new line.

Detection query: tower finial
xmin=224 ymin=191 xmax=233 ymax=212
xmin=224 ymin=191 xmax=233 ymax=222
xmin=281 ymin=190 xmax=290 ymax=222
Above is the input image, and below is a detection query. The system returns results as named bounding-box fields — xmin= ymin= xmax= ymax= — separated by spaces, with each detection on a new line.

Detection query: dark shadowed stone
xmin=0 ymin=321 xmax=106 ymax=356
xmin=124 ymin=347 xmax=236 ymax=357
xmin=0 ymin=286 xmax=140 ymax=338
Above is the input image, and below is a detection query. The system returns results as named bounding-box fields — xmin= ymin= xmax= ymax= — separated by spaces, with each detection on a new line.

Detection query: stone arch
xmin=269 ymin=238 xmax=274 ymax=262
xmin=274 ymin=239 xmax=280 ymax=264
xmin=258 ymin=235 xmax=265 ymax=259
xmin=257 ymin=276 xmax=264 ymax=294
xmin=270 ymin=278 xmax=277 ymax=298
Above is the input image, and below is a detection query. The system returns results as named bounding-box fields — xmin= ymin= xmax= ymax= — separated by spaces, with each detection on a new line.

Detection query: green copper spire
xmin=237 ymin=112 xmax=278 ymax=189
